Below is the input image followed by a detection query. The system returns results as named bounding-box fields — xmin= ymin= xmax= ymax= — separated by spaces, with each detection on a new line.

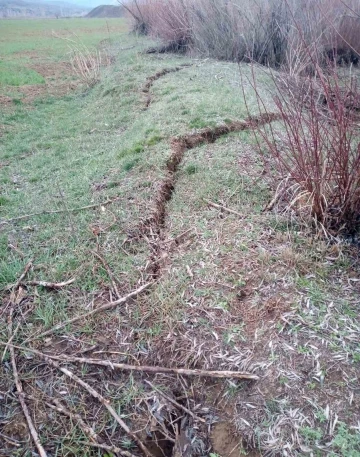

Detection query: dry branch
xmin=41 ymin=356 xmax=155 ymax=457
xmin=1 ymin=343 xmax=259 ymax=380
xmin=25 ymin=282 xmax=152 ymax=342
xmin=203 ymin=199 xmax=243 ymax=217
xmin=0 ymin=198 xmax=118 ymax=225
xmin=145 ymin=380 xmax=206 ymax=423
xmin=7 ymin=306 xmax=47 ymax=457
xmin=45 ymin=398 xmax=100 ymax=443
xmin=25 ymin=278 xmax=76 ymax=289
xmin=10 ymin=259 xmax=33 ymax=291
xmin=48 ymin=354 xmax=259 ymax=380
xmin=92 ymin=250 xmax=120 ymax=297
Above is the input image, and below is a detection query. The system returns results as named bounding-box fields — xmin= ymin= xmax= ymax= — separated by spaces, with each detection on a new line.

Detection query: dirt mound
xmin=86 ymin=4 xmax=123 ymax=18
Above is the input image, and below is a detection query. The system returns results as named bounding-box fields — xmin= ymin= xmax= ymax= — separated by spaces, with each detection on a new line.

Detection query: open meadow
xmin=0 ymin=12 xmax=360 ymax=457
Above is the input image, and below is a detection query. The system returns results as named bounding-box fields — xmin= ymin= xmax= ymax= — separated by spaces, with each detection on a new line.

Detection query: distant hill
xmin=0 ymin=0 xmax=89 ymax=17
xmin=86 ymin=4 xmax=122 ymax=18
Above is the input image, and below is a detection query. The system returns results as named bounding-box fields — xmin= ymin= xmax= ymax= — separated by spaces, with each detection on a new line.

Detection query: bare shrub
xmin=242 ymin=0 xmax=360 ymax=236
xmin=52 ymin=33 xmax=104 ymax=88
xmin=69 ymin=43 xmax=103 ymax=88
xmin=189 ymin=0 xmax=291 ymax=65
xmin=123 ymin=0 xmax=191 ymax=50
xmin=123 ymin=0 xmax=360 ymax=71
xmin=248 ymin=58 xmax=360 ymax=236
xmin=121 ymin=0 xmax=151 ymax=35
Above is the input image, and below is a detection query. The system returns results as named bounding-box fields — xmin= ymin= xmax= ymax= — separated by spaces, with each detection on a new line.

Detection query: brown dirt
xmin=13 ymin=50 xmax=42 ymax=59
xmin=0 ymin=95 xmax=13 ymax=106
xmin=211 ymin=422 xmax=247 ymax=457
xmin=17 ymin=82 xmax=77 ymax=103
xmin=142 ymin=64 xmax=192 ymax=108
xmin=142 ymin=112 xmax=280 ymax=280
xmin=30 ymin=61 xmax=73 ymax=79
xmin=1 ymin=61 xmax=77 ymax=104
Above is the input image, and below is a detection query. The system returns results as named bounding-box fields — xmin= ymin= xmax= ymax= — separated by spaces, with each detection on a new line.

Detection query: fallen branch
xmin=203 ymin=199 xmax=243 ymax=217
xmin=145 ymin=380 xmax=206 ymax=423
xmin=45 ymin=398 xmax=100 ymax=443
xmin=1 ymin=321 xmax=20 ymax=362
xmin=83 ymin=441 xmax=137 ymax=457
xmin=51 ymin=354 xmax=259 ymax=379
xmin=7 ymin=307 xmax=47 ymax=457
xmin=33 ymin=393 xmax=135 ymax=456
xmin=25 ymin=278 xmax=76 ymax=289
xmin=92 ymin=250 xmax=120 ymax=297
xmin=41 ymin=356 xmax=155 ymax=457
xmin=9 ymin=259 xmax=33 ymax=291
xmin=8 ymin=243 xmax=25 ymax=259
xmin=1 ymin=343 xmax=259 ymax=381
xmin=0 ymin=198 xmax=118 ymax=225
xmin=2 ymin=262 xmax=33 ymax=356
xmin=25 ymin=282 xmax=152 ymax=342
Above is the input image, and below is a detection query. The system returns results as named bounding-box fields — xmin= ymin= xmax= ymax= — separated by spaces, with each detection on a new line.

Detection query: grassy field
xmin=0 ymin=18 xmax=128 ymax=102
xmin=1 ymin=18 xmax=360 ymax=457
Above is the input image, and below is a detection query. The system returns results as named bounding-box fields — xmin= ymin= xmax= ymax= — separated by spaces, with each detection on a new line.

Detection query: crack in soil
xmin=142 ymin=64 xmax=192 ymax=108
xmin=144 ymin=112 xmax=281 ymax=279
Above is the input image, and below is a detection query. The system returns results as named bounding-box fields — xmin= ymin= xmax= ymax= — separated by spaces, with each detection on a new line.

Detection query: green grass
xmin=0 ymin=18 xmax=128 ymax=60
xmin=0 ymin=17 xmax=128 ymax=99
xmin=0 ymin=61 xmax=45 ymax=86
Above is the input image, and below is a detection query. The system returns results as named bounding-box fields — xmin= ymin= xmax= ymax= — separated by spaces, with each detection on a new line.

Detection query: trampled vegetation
xmin=0 ymin=7 xmax=360 ymax=457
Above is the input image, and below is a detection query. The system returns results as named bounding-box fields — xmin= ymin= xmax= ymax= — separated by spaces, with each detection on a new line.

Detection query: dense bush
xmin=124 ymin=0 xmax=360 ymax=71
xmin=250 ymin=54 xmax=360 ymax=236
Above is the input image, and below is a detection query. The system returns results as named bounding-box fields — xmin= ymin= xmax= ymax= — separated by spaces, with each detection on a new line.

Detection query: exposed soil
xmin=0 ymin=95 xmax=13 ymax=106
xmin=17 ymin=82 xmax=77 ymax=103
xmin=143 ymin=112 xmax=281 ymax=279
xmin=0 ymin=60 xmax=77 ymax=105
xmin=30 ymin=61 xmax=73 ymax=79
xmin=211 ymin=422 xmax=246 ymax=457
xmin=144 ymin=40 xmax=189 ymax=56
xmin=13 ymin=50 xmax=42 ymax=59
xmin=142 ymin=65 xmax=191 ymax=108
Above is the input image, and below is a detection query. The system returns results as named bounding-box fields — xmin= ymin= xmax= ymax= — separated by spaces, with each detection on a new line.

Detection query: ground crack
xmin=144 ymin=112 xmax=281 ymax=279
xmin=142 ymin=64 xmax=191 ymax=108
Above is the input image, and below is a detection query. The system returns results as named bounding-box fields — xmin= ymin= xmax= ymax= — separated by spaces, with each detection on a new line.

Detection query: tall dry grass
xmin=124 ymin=0 xmax=360 ymax=71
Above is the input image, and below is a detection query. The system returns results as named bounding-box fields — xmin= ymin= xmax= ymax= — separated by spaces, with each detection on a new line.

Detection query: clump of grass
xmin=107 ymin=180 xmax=120 ymax=189
xmin=118 ymin=141 xmax=145 ymax=158
xmin=123 ymin=157 xmax=139 ymax=171
xmin=185 ymin=163 xmax=198 ymax=175
xmin=145 ymin=134 xmax=162 ymax=146
xmin=189 ymin=117 xmax=215 ymax=129
xmin=0 ymin=259 xmax=26 ymax=289
xmin=0 ymin=196 xmax=9 ymax=206
xmin=331 ymin=422 xmax=360 ymax=455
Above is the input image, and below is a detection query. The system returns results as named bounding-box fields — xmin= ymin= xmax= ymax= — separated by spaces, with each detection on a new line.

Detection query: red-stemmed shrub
xmin=250 ymin=62 xmax=360 ymax=236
